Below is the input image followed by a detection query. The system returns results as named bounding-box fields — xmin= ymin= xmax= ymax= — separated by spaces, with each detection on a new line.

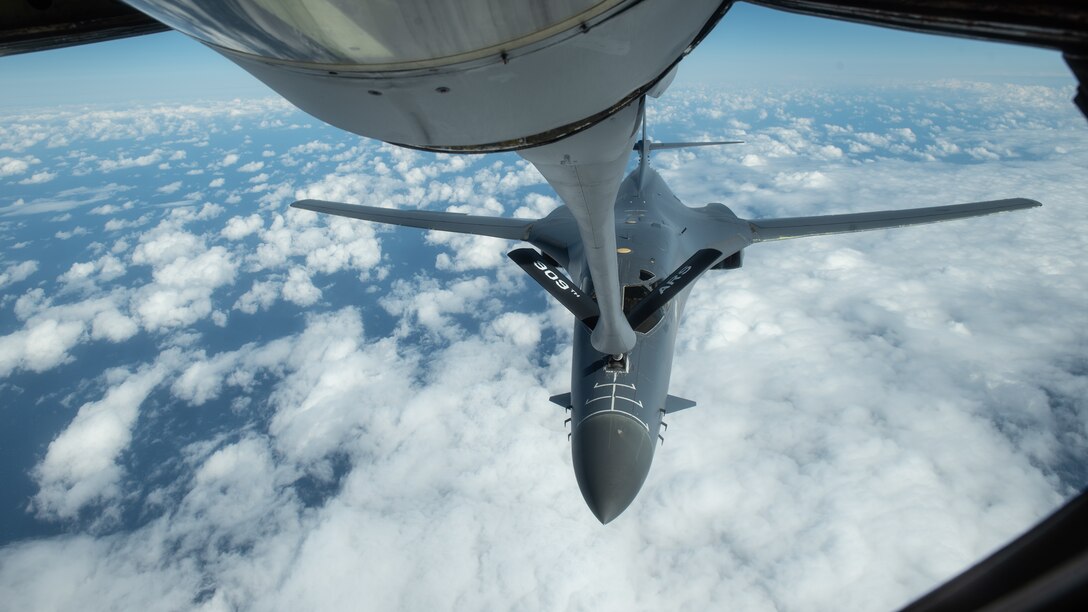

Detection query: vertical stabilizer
xmin=638 ymin=104 xmax=651 ymax=193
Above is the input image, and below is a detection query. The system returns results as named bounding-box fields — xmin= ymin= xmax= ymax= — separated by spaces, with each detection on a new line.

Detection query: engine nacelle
xmin=712 ymin=249 xmax=743 ymax=270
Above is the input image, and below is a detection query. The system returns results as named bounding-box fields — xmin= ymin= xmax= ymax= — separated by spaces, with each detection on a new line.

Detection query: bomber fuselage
xmin=533 ymin=167 xmax=749 ymax=522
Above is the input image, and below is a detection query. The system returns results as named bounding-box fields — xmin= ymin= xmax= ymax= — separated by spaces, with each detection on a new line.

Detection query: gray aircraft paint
xmin=293 ymin=136 xmax=1039 ymax=523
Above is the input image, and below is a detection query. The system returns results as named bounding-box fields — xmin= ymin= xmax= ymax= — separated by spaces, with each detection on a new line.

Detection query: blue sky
xmin=685 ymin=3 xmax=1071 ymax=85
xmin=0 ymin=2 xmax=1074 ymax=108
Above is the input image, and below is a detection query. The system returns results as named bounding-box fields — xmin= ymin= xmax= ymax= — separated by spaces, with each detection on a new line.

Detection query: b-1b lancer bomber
xmin=293 ymin=108 xmax=1040 ymax=523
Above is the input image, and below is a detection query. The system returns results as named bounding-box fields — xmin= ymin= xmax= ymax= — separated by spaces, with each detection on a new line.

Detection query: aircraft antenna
xmin=637 ymin=99 xmax=650 ymax=193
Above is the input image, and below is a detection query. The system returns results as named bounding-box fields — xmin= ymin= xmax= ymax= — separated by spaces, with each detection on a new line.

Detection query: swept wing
xmin=747 ymin=198 xmax=1040 ymax=242
xmin=291 ymin=199 xmax=535 ymax=241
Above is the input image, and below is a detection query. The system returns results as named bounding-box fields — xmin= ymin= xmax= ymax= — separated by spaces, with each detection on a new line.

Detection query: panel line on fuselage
xmin=583 ymin=376 xmax=650 ymax=432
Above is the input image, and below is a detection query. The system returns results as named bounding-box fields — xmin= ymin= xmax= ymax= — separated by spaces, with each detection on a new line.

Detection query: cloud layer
xmin=0 ymin=80 xmax=1085 ymax=611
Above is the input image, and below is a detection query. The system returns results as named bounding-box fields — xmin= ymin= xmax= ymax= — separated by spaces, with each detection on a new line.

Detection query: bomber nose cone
xmin=572 ymin=411 xmax=655 ymax=524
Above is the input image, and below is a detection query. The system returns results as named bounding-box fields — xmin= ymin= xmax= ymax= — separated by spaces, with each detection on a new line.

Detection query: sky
xmin=684 ymin=3 xmax=1070 ymax=84
xmin=0 ymin=2 xmax=1073 ymax=107
xmin=0 ymin=3 xmax=1086 ymax=611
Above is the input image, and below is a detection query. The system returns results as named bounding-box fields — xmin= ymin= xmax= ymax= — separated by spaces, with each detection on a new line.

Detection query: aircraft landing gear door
xmin=623 ymin=285 xmax=664 ymax=334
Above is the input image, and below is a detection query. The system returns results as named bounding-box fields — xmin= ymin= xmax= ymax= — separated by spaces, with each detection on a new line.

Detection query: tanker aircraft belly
xmin=292 ymin=126 xmax=1040 ymax=523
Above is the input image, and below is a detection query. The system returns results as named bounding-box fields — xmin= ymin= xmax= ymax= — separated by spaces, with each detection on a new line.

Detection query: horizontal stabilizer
xmin=649 ymin=140 xmax=744 ymax=151
xmin=665 ymin=395 xmax=697 ymax=413
xmin=634 ymin=140 xmax=744 ymax=152
xmin=509 ymin=248 xmax=599 ymax=328
xmin=552 ymin=394 xmax=695 ymax=412
xmin=550 ymin=393 xmax=572 ymax=408
xmin=748 ymin=198 xmax=1041 ymax=242
xmin=626 ymin=248 xmax=723 ymax=330
xmin=291 ymin=199 xmax=535 ymax=240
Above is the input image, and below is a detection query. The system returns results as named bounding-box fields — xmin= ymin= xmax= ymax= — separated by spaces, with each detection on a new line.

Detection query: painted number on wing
xmin=533 ymin=260 xmax=580 ymax=296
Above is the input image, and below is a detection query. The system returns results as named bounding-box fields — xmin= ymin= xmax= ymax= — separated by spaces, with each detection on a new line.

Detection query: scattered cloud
xmin=19 ymin=171 xmax=56 ymax=185
xmin=0 ymin=81 xmax=1084 ymax=611
xmin=32 ymin=357 xmax=176 ymax=523
xmin=221 ymin=214 xmax=263 ymax=240
xmin=233 ymin=279 xmax=279 ymax=314
xmin=0 ymin=155 xmax=36 ymax=176
xmin=98 ymin=150 xmax=163 ymax=172
xmin=281 ymin=266 xmax=321 ymax=306
xmin=0 ymin=183 xmax=132 ymax=217
xmin=0 ymin=260 xmax=38 ymax=288
xmin=54 ymin=227 xmax=89 ymax=240
xmin=157 ymin=181 xmax=183 ymax=194
xmin=0 ymin=317 xmax=84 ymax=376
xmin=133 ymin=243 xmax=238 ymax=331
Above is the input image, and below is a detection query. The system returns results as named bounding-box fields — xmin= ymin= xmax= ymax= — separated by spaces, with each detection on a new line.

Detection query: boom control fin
xmin=626 ymin=248 xmax=723 ymax=331
xmin=509 ymin=248 xmax=599 ymax=329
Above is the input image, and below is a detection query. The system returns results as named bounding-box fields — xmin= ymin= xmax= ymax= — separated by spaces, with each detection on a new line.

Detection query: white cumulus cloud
xmin=0 ymin=260 xmax=38 ymax=287
xmin=281 ymin=267 xmax=321 ymax=306
xmin=0 ymin=318 xmax=85 ymax=376
xmin=157 ymin=180 xmax=182 ymax=194
xmin=32 ymin=358 xmax=174 ymax=522
xmin=221 ymin=214 xmax=263 ymax=240
xmin=19 ymin=171 xmax=56 ymax=185
xmin=0 ymin=155 xmax=35 ymax=176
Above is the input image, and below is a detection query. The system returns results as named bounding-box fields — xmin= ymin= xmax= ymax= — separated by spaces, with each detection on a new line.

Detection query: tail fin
xmin=634 ymin=102 xmax=742 ymax=190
